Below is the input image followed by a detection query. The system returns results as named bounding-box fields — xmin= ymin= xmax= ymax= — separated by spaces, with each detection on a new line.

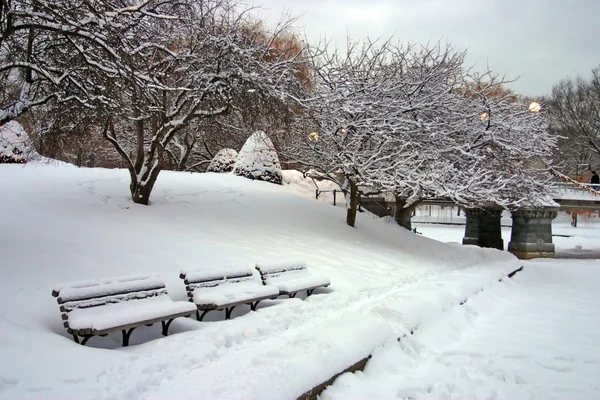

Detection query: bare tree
xmin=547 ymin=65 xmax=600 ymax=175
xmin=22 ymin=0 xmax=305 ymax=204
xmin=289 ymin=38 xmax=558 ymax=229
xmin=0 ymin=0 xmax=169 ymax=125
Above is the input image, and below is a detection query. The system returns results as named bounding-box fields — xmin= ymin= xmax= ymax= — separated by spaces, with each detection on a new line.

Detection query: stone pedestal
xmin=508 ymin=208 xmax=558 ymax=259
xmin=462 ymin=208 xmax=504 ymax=250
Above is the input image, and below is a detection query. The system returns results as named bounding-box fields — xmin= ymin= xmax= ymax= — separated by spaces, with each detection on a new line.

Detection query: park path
xmin=323 ymin=259 xmax=600 ymax=400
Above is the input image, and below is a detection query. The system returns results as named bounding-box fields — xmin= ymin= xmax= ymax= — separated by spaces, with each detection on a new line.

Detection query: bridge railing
xmin=556 ymin=182 xmax=600 ymax=193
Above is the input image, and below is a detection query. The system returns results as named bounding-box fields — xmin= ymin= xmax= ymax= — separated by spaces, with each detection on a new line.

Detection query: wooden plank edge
xmin=296 ymin=355 xmax=372 ymax=400
xmin=507 ymin=265 xmax=524 ymax=278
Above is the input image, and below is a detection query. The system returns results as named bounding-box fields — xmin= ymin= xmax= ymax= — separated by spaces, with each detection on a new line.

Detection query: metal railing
xmin=556 ymin=182 xmax=600 ymax=194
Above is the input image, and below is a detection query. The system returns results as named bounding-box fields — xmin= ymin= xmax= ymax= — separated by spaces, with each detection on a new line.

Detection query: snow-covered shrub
xmin=0 ymin=121 xmax=38 ymax=163
xmin=206 ymin=148 xmax=238 ymax=173
xmin=233 ymin=131 xmax=282 ymax=184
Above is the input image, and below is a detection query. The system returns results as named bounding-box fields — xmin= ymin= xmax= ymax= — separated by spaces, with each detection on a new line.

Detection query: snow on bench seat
xmin=180 ymin=265 xmax=279 ymax=321
xmin=67 ymin=296 xmax=197 ymax=332
xmin=274 ymin=276 xmax=331 ymax=295
xmin=255 ymin=260 xmax=331 ymax=298
xmin=52 ymin=274 xmax=196 ymax=346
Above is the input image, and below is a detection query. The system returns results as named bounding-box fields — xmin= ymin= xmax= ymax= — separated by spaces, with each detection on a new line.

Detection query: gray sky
xmin=252 ymin=0 xmax=600 ymax=97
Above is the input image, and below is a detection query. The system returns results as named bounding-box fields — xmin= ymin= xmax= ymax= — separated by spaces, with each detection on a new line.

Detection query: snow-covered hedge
xmin=206 ymin=148 xmax=238 ymax=173
xmin=233 ymin=131 xmax=282 ymax=184
xmin=0 ymin=121 xmax=39 ymax=163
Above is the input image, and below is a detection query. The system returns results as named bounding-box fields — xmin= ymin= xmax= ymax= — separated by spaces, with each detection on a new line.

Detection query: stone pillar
xmin=462 ymin=208 xmax=504 ymax=250
xmin=508 ymin=208 xmax=558 ymax=259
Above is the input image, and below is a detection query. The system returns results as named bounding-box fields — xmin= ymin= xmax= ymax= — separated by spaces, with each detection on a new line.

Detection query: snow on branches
xmin=233 ymin=131 xmax=282 ymax=184
xmin=0 ymin=121 xmax=39 ymax=162
xmin=291 ymin=38 xmax=558 ymax=227
xmin=207 ymin=148 xmax=238 ymax=173
xmin=4 ymin=0 xmax=305 ymax=204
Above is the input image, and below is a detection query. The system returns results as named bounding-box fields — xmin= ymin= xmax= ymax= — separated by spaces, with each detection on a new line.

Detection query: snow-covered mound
xmin=0 ymin=121 xmax=39 ymax=162
xmin=206 ymin=148 xmax=238 ymax=173
xmin=0 ymin=164 xmax=520 ymax=399
xmin=233 ymin=130 xmax=282 ymax=184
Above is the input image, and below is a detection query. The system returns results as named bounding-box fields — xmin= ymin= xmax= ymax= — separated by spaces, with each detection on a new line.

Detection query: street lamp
xmin=529 ymin=102 xmax=541 ymax=112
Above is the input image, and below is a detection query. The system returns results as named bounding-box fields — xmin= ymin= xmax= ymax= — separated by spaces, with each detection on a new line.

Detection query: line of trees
xmin=287 ymin=39 xmax=557 ymax=227
xmin=546 ymin=65 xmax=600 ymax=176
xmin=1 ymin=0 xmax=558 ymax=227
xmin=1 ymin=0 xmax=307 ymax=204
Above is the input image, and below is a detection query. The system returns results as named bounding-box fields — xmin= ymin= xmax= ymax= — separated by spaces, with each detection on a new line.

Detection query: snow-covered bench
xmin=180 ymin=265 xmax=280 ymax=321
xmin=52 ymin=274 xmax=197 ymax=346
xmin=255 ymin=261 xmax=331 ymax=298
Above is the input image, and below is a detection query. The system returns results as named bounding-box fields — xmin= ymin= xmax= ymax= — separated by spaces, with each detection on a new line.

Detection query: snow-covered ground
xmin=0 ymin=164 xmax=518 ymax=400
xmin=324 ymin=259 xmax=600 ymax=400
xmin=1 ymin=163 xmax=599 ymax=399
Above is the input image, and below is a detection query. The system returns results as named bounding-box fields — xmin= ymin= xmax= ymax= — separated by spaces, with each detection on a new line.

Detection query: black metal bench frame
xmin=180 ymin=270 xmax=279 ymax=321
xmin=52 ymin=278 xmax=196 ymax=347
xmin=255 ymin=263 xmax=330 ymax=299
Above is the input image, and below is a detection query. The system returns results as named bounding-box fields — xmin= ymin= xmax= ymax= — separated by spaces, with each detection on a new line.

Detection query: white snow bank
xmin=281 ymin=169 xmax=344 ymax=207
xmin=218 ymin=315 xmax=394 ymax=400
xmin=0 ymin=164 xmax=522 ymax=399
xmin=323 ymin=260 xmax=600 ymax=400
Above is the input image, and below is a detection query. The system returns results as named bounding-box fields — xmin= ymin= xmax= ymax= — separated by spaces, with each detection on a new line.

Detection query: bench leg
xmin=121 ymin=327 xmax=136 ymax=347
xmin=288 ymin=292 xmax=297 ymax=299
xmin=161 ymin=319 xmax=175 ymax=336
xmin=250 ymin=300 xmax=262 ymax=311
xmin=225 ymin=306 xmax=237 ymax=319
xmin=197 ymin=310 xmax=211 ymax=321
xmin=307 ymin=289 xmax=315 ymax=297
xmin=72 ymin=334 xmax=93 ymax=346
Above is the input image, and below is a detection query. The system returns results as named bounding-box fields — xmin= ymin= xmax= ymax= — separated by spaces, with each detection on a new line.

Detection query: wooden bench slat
xmin=180 ymin=265 xmax=279 ymax=320
xmin=180 ymin=265 xmax=254 ymax=284
xmin=52 ymin=274 xmax=196 ymax=346
xmin=73 ymin=308 xmax=197 ymax=337
xmin=54 ymin=275 xmax=166 ymax=304
xmin=255 ymin=261 xmax=330 ymax=298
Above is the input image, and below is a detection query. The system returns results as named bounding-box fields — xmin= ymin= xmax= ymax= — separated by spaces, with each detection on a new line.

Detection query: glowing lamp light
xmin=480 ymin=112 xmax=489 ymax=121
xmin=529 ymin=102 xmax=541 ymax=112
xmin=308 ymin=131 xmax=319 ymax=141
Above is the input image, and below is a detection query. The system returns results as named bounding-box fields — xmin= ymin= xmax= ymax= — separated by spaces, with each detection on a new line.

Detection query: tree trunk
xmin=131 ymin=181 xmax=153 ymax=205
xmin=394 ymin=196 xmax=416 ymax=230
xmin=129 ymin=152 xmax=163 ymax=205
xmin=346 ymin=180 xmax=359 ymax=227
xmin=130 ymin=167 xmax=161 ymax=205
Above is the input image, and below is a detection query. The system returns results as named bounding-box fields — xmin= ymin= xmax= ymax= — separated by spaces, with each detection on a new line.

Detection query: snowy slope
xmin=324 ymin=260 xmax=600 ymax=400
xmin=0 ymin=164 xmax=520 ymax=399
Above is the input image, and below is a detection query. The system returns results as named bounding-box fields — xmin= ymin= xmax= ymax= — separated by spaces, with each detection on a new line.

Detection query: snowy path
xmin=0 ymin=262 xmax=517 ymax=400
xmin=324 ymin=259 xmax=600 ymax=399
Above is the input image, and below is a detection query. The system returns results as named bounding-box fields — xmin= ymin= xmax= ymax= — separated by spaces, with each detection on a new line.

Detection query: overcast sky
xmin=252 ymin=0 xmax=600 ymax=97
